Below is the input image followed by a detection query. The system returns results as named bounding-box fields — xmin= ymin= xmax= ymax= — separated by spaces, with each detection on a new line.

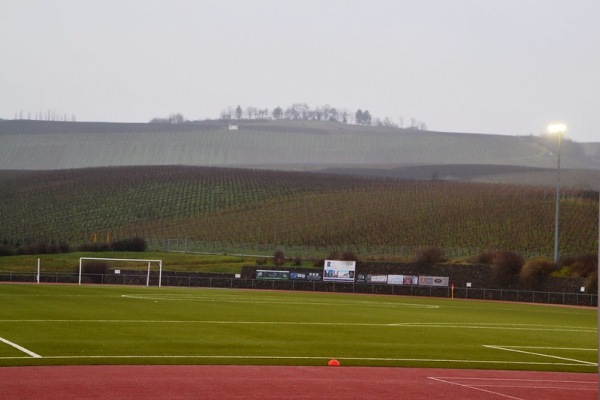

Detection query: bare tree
xmin=272 ymin=106 xmax=283 ymax=120
xmin=245 ymin=106 xmax=258 ymax=119
xmin=168 ymin=113 xmax=185 ymax=124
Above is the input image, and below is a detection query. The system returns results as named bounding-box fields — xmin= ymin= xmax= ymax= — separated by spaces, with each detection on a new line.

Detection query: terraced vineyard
xmin=0 ymin=166 xmax=597 ymax=258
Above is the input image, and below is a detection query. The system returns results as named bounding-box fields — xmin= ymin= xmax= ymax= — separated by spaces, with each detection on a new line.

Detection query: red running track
xmin=0 ymin=365 xmax=597 ymax=400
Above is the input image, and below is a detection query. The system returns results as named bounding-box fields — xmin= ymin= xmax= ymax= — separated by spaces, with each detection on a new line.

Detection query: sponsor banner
xmin=369 ymin=275 xmax=388 ymax=284
xmin=387 ymin=275 xmax=418 ymax=285
xmin=290 ymin=272 xmax=306 ymax=280
xmin=418 ymin=276 xmax=449 ymax=287
xmin=357 ymin=274 xmax=387 ymax=284
xmin=306 ymin=272 xmax=323 ymax=281
xmin=323 ymin=260 xmax=356 ymax=282
xmin=290 ymin=271 xmax=323 ymax=280
xmin=256 ymin=270 xmax=290 ymax=280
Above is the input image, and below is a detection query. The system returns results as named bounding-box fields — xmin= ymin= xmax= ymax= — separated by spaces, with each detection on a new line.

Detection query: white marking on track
xmin=483 ymin=345 xmax=598 ymax=366
xmin=428 ymin=376 xmax=598 ymax=400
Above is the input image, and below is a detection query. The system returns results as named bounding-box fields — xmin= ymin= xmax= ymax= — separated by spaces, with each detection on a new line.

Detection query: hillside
xmin=0 ymin=166 xmax=597 ymax=258
xmin=1 ymin=120 xmax=598 ymax=189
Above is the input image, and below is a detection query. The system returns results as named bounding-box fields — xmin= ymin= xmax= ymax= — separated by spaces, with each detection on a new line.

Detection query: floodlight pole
xmin=553 ymin=130 xmax=562 ymax=263
xmin=547 ymin=123 xmax=566 ymax=263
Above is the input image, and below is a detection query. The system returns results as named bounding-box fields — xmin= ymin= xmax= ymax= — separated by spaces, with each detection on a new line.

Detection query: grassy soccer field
xmin=0 ymin=284 xmax=596 ymax=372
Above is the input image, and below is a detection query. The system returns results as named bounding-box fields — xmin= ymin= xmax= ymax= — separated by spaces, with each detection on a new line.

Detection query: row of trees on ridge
xmin=150 ymin=103 xmax=428 ymax=129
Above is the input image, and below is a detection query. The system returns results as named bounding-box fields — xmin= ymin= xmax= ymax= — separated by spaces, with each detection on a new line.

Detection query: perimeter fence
xmin=1 ymin=271 xmax=596 ymax=307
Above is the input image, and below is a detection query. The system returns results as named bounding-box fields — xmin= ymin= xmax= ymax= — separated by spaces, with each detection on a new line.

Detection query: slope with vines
xmin=0 ymin=166 xmax=597 ymax=258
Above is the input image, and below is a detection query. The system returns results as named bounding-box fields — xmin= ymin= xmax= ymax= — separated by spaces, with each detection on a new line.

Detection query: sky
xmin=1 ymin=0 xmax=599 ymax=142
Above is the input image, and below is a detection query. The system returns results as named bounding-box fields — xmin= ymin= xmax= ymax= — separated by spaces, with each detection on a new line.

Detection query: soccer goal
xmin=78 ymin=257 xmax=163 ymax=287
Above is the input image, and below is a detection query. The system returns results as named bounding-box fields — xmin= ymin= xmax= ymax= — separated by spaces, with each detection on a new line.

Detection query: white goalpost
xmin=78 ymin=257 xmax=163 ymax=287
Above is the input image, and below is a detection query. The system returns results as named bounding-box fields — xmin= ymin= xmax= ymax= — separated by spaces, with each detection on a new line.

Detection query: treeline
xmin=150 ymin=103 xmax=428 ymax=129
xmin=261 ymin=246 xmax=598 ymax=293
xmin=477 ymin=250 xmax=598 ymax=293
xmin=11 ymin=109 xmax=77 ymax=122
xmin=0 ymin=237 xmax=147 ymax=257
xmin=221 ymin=103 xmax=427 ymax=129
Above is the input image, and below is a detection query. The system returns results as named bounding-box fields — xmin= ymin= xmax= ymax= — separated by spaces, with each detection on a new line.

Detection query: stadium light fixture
xmin=547 ymin=123 xmax=566 ymax=264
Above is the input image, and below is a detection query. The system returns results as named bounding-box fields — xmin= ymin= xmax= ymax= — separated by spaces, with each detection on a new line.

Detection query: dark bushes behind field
xmin=0 ymin=242 xmax=71 ymax=256
xmin=415 ymin=247 xmax=446 ymax=266
xmin=78 ymin=237 xmax=147 ymax=252
xmin=519 ymin=258 xmax=557 ymax=289
xmin=491 ymin=251 xmax=525 ymax=286
xmin=0 ymin=237 xmax=146 ymax=257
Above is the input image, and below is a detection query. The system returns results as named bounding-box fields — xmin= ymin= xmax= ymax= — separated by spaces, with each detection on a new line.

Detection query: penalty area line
xmin=0 ymin=337 xmax=42 ymax=358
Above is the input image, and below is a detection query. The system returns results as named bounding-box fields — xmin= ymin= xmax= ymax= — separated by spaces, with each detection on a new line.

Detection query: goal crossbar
xmin=78 ymin=257 xmax=163 ymax=287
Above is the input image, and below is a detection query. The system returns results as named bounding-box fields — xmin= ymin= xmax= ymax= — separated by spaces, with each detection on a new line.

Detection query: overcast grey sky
xmin=1 ymin=0 xmax=598 ymax=142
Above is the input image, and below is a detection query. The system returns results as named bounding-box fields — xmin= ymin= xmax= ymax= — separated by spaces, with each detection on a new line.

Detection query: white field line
xmin=0 ymin=319 xmax=595 ymax=333
xmin=483 ymin=345 xmax=597 ymax=366
xmin=0 ymin=337 xmax=42 ymax=358
xmin=428 ymin=376 xmax=525 ymax=400
xmin=0 ymin=354 xmax=596 ymax=367
xmin=428 ymin=377 xmax=598 ymax=400
xmin=121 ymin=294 xmax=441 ymax=309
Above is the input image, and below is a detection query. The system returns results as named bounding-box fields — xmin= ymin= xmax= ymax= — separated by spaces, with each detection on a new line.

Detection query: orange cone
xmin=328 ymin=359 xmax=340 ymax=366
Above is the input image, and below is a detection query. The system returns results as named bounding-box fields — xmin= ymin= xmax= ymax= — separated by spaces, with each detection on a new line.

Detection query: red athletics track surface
xmin=0 ymin=365 xmax=597 ymax=400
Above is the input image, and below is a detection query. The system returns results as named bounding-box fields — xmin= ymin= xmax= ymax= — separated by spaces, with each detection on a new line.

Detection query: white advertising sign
xmin=387 ymin=275 xmax=418 ymax=285
xmin=323 ymin=260 xmax=356 ymax=282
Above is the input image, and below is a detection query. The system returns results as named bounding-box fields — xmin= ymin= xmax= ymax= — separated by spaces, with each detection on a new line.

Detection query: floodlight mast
xmin=547 ymin=123 xmax=566 ymax=264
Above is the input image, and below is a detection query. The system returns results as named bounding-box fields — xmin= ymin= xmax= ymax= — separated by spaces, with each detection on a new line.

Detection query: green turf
xmin=0 ymin=284 xmax=596 ymax=372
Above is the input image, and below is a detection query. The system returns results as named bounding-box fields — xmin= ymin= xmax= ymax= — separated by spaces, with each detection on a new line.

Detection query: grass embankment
xmin=0 ymin=252 xmax=260 ymax=274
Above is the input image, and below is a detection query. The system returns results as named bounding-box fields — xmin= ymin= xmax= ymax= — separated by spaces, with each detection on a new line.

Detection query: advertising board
xmin=256 ymin=270 xmax=290 ymax=280
xmin=356 ymin=274 xmax=387 ymax=284
xmin=387 ymin=275 xmax=418 ymax=285
xmin=323 ymin=260 xmax=356 ymax=282
xmin=418 ymin=276 xmax=449 ymax=287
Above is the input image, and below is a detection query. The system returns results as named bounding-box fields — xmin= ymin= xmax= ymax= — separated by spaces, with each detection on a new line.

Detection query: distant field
xmin=0 ymin=284 xmax=596 ymax=372
xmin=0 ymin=166 xmax=597 ymax=258
xmin=5 ymin=119 xmax=598 ymax=170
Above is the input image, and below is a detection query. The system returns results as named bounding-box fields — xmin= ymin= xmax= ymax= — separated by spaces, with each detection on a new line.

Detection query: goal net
xmin=78 ymin=257 xmax=163 ymax=287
